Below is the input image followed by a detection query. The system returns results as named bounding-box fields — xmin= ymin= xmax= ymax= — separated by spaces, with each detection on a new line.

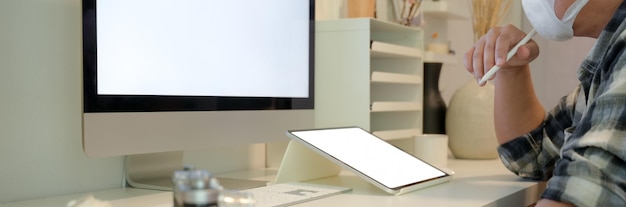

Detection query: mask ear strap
xmin=562 ymin=0 xmax=589 ymax=24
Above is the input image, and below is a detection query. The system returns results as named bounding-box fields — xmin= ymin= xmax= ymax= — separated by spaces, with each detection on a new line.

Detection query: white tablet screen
xmin=288 ymin=127 xmax=448 ymax=189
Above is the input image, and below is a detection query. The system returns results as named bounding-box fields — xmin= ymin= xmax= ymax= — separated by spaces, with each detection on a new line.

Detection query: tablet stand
xmin=273 ymin=140 xmax=341 ymax=184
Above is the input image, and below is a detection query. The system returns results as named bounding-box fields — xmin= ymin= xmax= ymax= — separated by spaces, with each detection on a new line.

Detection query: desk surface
xmin=0 ymin=159 xmax=545 ymax=207
xmin=295 ymin=159 xmax=545 ymax=207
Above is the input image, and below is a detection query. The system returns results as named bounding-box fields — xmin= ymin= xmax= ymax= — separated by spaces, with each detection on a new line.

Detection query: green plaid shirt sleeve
xmin=496 ymin=2 xmax=626 ymax=206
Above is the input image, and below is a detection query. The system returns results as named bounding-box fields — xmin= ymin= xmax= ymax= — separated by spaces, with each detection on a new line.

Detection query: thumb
xmin=515 ymin=45 xmax=531 ymax=60
xmin=516 ymin=41 xmax=539 ymax=63
xmin=505 ymin=45 xmax=535 ymax=67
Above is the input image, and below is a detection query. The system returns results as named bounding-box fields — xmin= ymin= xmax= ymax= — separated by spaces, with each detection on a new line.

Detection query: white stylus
xmin=478 ymin=29 xmax=537 ymax=85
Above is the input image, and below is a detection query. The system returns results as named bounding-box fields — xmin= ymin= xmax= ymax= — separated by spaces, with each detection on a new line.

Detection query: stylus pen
xmin=478 ymin=29 xmax=537 ymax=85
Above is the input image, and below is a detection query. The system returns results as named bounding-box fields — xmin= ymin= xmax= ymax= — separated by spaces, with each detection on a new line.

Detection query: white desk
xmin=295 ymin=159 xmax=545 ymax=207
xmin=0 ymin=159 xmax=545 ymax=207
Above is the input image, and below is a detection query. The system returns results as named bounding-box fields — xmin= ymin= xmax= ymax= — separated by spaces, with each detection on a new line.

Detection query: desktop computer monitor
xmin=81 ymin=0 xmax=315 ymax=158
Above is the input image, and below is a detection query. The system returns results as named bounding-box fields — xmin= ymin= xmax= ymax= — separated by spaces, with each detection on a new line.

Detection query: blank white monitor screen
xmin=96 ymin=0 xmax=309 ymax=97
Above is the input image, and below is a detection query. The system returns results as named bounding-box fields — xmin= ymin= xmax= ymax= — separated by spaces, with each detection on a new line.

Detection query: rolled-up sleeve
xmin=498 ymin=86 xmax=580 ymax=181
xmin=498 ymin=56 xmax=626 ymax=205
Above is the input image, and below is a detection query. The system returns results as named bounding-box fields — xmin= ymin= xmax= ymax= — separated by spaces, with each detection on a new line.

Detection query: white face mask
xmin=522 ymin=0 xmax=589 ymax=41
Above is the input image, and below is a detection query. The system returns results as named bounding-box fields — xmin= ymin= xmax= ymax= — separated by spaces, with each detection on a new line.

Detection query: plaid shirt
xmin=497 ymin=2 xmax=626 ymax=206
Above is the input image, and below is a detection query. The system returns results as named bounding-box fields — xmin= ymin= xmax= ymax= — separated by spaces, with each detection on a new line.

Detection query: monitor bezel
xmin=81 ymin=0 xmax=315 ymax=113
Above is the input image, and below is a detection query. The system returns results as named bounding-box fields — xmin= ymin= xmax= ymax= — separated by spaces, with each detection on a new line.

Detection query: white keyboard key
xmin=241 ymin=182 xmax=352 ymax=207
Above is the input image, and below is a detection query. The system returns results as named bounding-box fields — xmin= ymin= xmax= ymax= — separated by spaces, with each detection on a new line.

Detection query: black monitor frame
xmin=81 ymin=0 xmax=315 ymax=113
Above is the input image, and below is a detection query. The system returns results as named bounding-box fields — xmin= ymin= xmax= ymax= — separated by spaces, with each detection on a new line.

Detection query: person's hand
xmin=535 ymin=199 xmax=575 ymax=207
xmin=464 ymin=24 xmax=539 ymax=86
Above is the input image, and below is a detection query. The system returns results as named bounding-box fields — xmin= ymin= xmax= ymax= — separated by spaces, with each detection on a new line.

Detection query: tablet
xmin=286 ymin=127 xmax=453 ymax=195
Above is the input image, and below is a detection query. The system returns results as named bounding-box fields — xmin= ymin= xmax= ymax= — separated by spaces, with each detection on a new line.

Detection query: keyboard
xmin=241 ymin=182 xmax=352 ymax=207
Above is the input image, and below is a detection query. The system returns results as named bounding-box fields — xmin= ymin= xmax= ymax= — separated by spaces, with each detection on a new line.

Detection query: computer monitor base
xmin=124 ymin=151 xmax=268 ymax=191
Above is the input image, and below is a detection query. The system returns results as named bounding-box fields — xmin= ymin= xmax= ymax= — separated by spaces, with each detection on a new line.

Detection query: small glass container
xmin=173 ymin=169 xmax=222 ymax=207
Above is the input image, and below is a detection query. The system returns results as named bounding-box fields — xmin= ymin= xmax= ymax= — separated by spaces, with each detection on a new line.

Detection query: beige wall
xmin=0 ymin=0 xmax=123 ymax=203
xmin=527 ymin=24 xmax=596 ymax=109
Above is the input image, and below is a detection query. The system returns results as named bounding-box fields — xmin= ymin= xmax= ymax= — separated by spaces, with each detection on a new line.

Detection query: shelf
xmin=371 ymin=102 xmax=422 ymax=112
xmin=373 ymin=128 xmax=422 ymax=140
xmin=371 ymin=41 xmax=423 ymax=59
xmin=315 ymin=18 xmax=423 ymax=149
xmin=421 ymin=1 xmax=470 ymax=20
xmin=370 ymin=18 xmax=421 ymax=33
xmin=371 ymin=71 xmax=422 ymax=84
xmin=316 ymin=18 xmax=421 ymax=34
xmin=423 ymin=51 xmax=459 ymax=64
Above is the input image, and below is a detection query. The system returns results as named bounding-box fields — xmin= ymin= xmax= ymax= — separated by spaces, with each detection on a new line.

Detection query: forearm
xmin=535 ymin=199 xmax=575 ymax=207
xmin=493 ymin=65 xmax=545 ymax=144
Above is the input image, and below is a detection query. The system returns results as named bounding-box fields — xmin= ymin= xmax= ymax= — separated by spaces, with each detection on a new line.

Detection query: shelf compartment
xmin=421 ymin=1 xmax=470 ymax=19
xmin=371 ymin=71 xmax=422 ymax=84
xmin=371 ymin=101 xmax=422 ymax=112
xmin=371 ymin=41 xmax=423 ymax=59
xmin=373 ymin=128 xmax=422 ymax=140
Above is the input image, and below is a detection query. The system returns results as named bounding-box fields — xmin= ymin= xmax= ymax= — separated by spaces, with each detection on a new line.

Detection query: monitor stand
xmin=124 ymin=151 xmax=267 ymax=191
xmin=273 ymin=140 xmax=341 ymax=184
xmin=124 ymin=151 xmax=182 ymax=191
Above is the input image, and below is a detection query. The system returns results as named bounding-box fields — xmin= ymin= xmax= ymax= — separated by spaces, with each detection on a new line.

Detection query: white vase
xmin=445 ymin=80 xmax=499 ymax=159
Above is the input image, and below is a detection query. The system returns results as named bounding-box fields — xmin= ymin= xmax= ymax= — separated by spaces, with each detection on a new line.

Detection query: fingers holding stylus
xmin=466 ymin=27 xmax=503 ymax=86
xmin=464 ymin=25 xmax=539 ymax=86
xmin=496 ymin=26 xmax=540 ymax=67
